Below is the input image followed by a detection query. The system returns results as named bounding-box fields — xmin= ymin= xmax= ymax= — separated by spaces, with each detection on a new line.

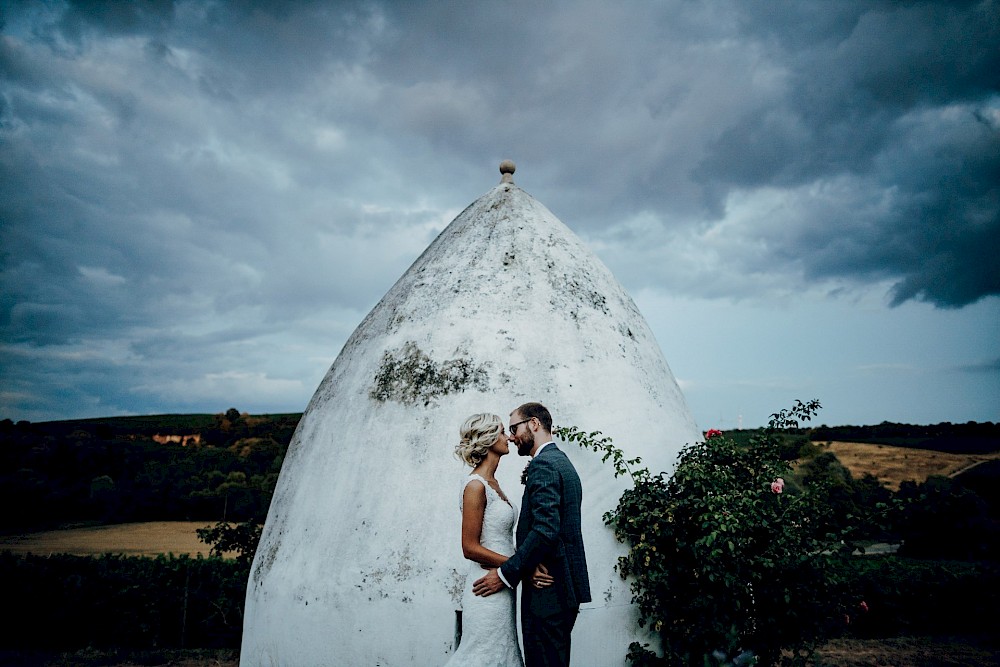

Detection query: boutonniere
xmin=520 ymin=463 xmax=530 ymax=485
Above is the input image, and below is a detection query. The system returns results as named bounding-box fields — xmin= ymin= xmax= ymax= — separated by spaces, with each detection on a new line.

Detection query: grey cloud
xmin=690 ymin=1 xmax=1000 ymax=307
xmin=773 ymin=103 xmax=1000 ymax=308
xmin=0 ymin=342 xmax=141 ymax=419
xmin=954 ymin=357 xmax=1000 ymax=374
xmin=2 ymin=0 xmax=997 ymax=421
xmin=61 ymin=0 xmax=176 ymax=37
xmin=702 ymin=1 xmax=1000 ymax=188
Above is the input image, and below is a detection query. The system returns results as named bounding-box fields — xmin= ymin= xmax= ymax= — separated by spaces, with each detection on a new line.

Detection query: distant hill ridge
xmin=1 ymin=412 xmax=997 ymax=540
xmin=8 ymin=412 xmax=303 ymax=438
xmin=810 ymin=421 xmax=1000 ymax=455
xmin=8 ymin=413 xmax=998 ymax=454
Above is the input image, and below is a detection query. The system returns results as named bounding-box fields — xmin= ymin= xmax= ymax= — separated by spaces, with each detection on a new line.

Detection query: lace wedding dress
xmin=445 ymin=474 xmax=524 ymax=667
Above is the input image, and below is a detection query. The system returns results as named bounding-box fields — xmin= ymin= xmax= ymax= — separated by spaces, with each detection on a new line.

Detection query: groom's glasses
xmin=509 ymin=418 xmax=533 ymax=435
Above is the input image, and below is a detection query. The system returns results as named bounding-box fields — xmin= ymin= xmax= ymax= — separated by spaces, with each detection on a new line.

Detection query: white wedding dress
xmin=445 ymin=474 xmax=524 ymax=667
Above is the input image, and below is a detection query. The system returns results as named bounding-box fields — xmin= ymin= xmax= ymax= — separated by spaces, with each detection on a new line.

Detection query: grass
xmin=0 ymin=522 xmax=236 ymax=559
xmin=812 ymin=635 xmax=1000 ymax=666
xmin=4 ymin=637 xmax=998 ymax=666
xmin=0 ymin=648 xmax=239 ymax=667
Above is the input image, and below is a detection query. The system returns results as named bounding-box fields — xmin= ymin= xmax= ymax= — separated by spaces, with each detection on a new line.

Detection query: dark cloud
xmin=701 ymin=1 xmax=1000 ymax=184
xmin=62 ymin=0 xmax=176 ymax=38
xmin=957 ymin=357 xmax=1000 ymax=374
xmin=691 ymin=1 xmax=1000 ymax=307
xmin=758 ymin=102 xmax=1000 ymax=308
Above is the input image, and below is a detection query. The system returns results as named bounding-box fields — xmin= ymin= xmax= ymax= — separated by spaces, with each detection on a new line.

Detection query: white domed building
xmin=240 ymin=162 xmax=702 ymax=666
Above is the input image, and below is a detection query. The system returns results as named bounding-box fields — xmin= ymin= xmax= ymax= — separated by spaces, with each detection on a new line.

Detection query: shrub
xmin=0 ymin=552 xmax=245 ymax=650
xmin=559 ymin=400 xmax=878 ymax=666
xmin=843 ymin=555 xmax=1000 ymax=638
xmin=896 ymin=475 xmax=998 ymax=560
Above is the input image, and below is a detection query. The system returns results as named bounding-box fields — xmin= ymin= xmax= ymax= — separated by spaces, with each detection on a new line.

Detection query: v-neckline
xmin=472 ymin=473 xmax=512 ymax=507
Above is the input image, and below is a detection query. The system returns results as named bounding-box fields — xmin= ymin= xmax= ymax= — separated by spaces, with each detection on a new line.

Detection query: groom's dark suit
xmin=500 ymin=443 xmax=591 ymax=666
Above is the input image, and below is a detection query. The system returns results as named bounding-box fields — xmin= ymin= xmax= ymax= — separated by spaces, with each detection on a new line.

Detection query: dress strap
xmin=460 ymin=474 xmax=490 ymax=511
xmin=466 ymin=474 xmax=494 ymax=495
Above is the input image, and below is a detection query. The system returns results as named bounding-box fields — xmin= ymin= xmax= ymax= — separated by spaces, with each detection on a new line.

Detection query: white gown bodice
xmin=460 ymin=474 xmax=517 ymax=556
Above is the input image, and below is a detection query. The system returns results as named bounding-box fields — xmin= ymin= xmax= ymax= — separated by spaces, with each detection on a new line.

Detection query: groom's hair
xmin=515 ymin=402 xmax=552 ymax=432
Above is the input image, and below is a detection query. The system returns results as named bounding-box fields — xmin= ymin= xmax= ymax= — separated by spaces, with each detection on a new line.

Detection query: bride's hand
xmin=531 ymin=563 xmax=554 ymax=589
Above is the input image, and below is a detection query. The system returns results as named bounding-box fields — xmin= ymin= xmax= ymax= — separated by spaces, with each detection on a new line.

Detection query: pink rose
xmin=771 ymin=478 xmax=785 ymax=494
xmin=705 ymin=429 xmax=723 ymax=439
xmin=859 ymin=601 xmax=869 ymax=613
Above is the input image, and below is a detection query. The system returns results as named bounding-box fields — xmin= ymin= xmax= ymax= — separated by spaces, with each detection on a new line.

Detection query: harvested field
xmin=814 ymin=441 xmax=1000 ymax=491
xmin=0 ymin=521 xmax=236 ymax=559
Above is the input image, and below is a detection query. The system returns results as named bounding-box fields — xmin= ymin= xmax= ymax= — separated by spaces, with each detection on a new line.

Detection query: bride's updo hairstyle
xmin=455 ymin=413 xmax=503 ymax=467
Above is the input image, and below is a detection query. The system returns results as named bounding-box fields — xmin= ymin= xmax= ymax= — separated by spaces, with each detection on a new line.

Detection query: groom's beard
xmin=516 ymin=434 xmax=533 ymax=457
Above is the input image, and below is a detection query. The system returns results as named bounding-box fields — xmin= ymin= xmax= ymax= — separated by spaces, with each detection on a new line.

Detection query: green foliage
xmin=196 ymin=520 xmax=265 ymax=569
xmin=559 ymin=400 xmax=884 ymax=666
xmin=810 ymin=421 xmax=1000 ymax=455
xmin=720 ymin=430 xmax=818 ymax=462
xmin=0 ymin=412 xmax=296 ymax=532
xmin=895 ymin=475 xmax=998 ymax=560
xmin=0 ymin=552 xmax=246 ymax=650
xmin=842 ymin=555 xmax=1000 ymax=638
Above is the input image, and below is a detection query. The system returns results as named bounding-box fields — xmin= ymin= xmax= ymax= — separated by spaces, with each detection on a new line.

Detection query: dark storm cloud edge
xmin=9 ymin=0 xmax=995 ymax=309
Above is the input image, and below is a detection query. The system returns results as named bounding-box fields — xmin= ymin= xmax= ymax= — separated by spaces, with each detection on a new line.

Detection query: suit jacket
xmin=500 ymin=444 xmax=591 ymax=611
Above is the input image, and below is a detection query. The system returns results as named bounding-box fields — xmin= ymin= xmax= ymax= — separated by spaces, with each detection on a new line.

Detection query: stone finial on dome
xmin=499 ymin=159 xmax=516 ymax=184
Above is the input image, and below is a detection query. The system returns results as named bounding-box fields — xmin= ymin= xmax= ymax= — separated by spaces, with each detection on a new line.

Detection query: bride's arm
xmin=461 ymin=482 xmax=509 ymax=568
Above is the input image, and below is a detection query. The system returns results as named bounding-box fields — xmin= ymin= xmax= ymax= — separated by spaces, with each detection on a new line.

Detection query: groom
xmin=473 ymin=402 xmax=591 ymax=666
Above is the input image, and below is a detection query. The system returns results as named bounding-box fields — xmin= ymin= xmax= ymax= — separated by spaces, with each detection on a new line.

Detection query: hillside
xmin=811 ymin=421 xmax=999 ymax=455
xmin=19 ymin=411 xmax=303 ymax=438
xmin=0 ymin=410 xmax=298 ymax=534
xmin=3 ymin=413 xmax=997 ymax=535
xmin=818 ymin=441 xmax=1000 ymax=491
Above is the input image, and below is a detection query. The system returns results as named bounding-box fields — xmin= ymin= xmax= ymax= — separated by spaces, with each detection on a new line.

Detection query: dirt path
xmin=814 ymin=635 xmax=1000 ymax=666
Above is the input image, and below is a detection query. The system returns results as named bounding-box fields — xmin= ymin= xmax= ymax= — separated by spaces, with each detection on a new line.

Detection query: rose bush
xmin=558 ymin=400 xmax=873 ymax=666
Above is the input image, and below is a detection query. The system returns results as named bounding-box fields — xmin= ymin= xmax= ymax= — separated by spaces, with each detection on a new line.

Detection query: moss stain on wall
xmin=370 ymin=342 xmax=489 ymax=406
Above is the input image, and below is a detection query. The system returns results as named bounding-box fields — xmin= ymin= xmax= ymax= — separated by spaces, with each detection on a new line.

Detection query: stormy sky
xmin=2 ymin=0 xmax=998 ymax=429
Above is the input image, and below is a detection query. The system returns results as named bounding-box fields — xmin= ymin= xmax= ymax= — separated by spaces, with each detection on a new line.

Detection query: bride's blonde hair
xmin=455 ymin=413 xmax=503 ymax=467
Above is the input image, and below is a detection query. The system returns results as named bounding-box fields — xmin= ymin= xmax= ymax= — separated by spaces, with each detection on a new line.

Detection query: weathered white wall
xmin=241 ymin=176 xmax=701 ymax=666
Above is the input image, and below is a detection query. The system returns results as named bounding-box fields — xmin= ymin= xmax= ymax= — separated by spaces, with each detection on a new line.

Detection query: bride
xmin=446 ymin=413 xmax=550 ymax=666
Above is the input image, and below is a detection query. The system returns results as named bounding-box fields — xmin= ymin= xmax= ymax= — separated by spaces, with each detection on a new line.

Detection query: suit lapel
xmin=517 ymin=445 xmax=559 ymax=546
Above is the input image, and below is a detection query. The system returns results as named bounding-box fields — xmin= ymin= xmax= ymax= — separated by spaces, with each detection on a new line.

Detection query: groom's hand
xmin=472 ymin=568 xmax=504 ymax=597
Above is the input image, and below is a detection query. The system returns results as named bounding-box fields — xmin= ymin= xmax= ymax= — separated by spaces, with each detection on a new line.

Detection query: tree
xmin=196 ymin=520 xmax=264 ymax=569
xmin=90 ymin=475 xmax=116 ymax=519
